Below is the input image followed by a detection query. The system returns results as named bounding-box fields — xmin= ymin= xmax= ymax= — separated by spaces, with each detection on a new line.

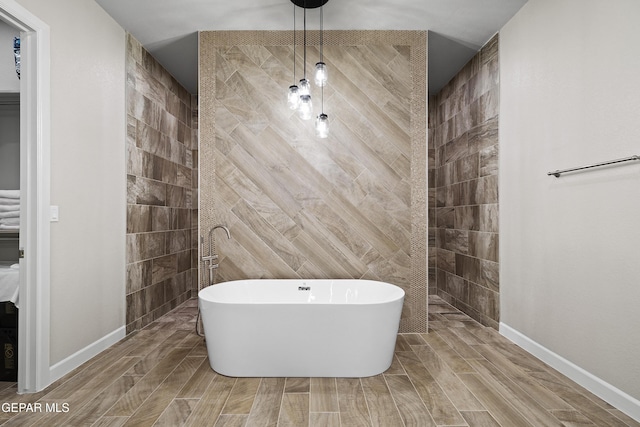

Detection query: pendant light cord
xmin=293 ymin=3 xmax=296 ymax=84
xmin=320 ymin=4 xmax=324 ymax=112
xmin=303 ymin=1 xmax=307 ymax=79
xmin=320 ymin=5 xmax=323 ymax=64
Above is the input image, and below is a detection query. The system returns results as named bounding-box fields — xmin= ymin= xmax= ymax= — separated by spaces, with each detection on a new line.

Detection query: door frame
xmin=0 ymin=0 xmax=50 ymax=393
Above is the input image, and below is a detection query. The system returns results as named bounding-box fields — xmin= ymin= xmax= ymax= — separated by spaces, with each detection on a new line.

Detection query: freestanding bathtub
xmin=198 ymin=279 xmax=404 ymax=378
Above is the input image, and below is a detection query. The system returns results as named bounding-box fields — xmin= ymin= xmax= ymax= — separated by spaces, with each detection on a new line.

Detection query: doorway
xmin=0 ymin=0 xmax=51 ymax=393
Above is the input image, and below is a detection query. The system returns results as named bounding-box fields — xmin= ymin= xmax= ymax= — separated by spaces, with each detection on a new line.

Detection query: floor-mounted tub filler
xmin=198 ymin=279 xmax=405 ymax=377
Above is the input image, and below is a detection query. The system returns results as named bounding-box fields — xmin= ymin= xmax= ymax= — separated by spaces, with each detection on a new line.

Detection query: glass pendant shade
xmin=314 ymin=62 xmax=327 ymax=87
xmin=298 ymin=95 xmax=313 ymax=120
xmin=287 ymin=85 xmax=300 ymax=110
xmin=299 ymin=78 xmax=311 ymax=96
xmin=315 ymin=113 xmax=329 ymax=138
xmin=288 ymin=0 xmax=330 ymax=136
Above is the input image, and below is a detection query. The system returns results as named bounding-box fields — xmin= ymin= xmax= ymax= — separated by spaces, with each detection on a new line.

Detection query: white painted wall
xmin=500 ymin=0 xmax=640 ymax=408
xmin=14 ymin=0 xmax=126 ymax=366
xmin=0 ymin=20 xmax=19 ymax=92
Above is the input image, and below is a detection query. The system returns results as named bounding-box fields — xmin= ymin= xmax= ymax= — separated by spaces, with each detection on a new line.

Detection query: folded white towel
xmin=10 ymin=264 xmax=19 ymax=270
xmin=0 ymin=190 xmax=20 ymax=199
xmin=0 ymin=211 xmax=19 ymax=219
xmin=0 ymin=224 xmax=19 ymax=230
xmin=0 ymin=205 xmax=20 ymax=212
xmin=0 ymin=217 xmax=20 ymax=225
xmin=0 ymin=198 xmax=19 ymax=206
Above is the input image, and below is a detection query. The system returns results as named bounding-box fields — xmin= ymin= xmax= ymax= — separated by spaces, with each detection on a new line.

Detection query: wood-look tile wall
xmin=200 ymin=31 xmax=428 ymax=332
xmin=429 ymin=35 xmax=500 ymax=329
xmin=125 ymin=34 xmax=198 ymax=333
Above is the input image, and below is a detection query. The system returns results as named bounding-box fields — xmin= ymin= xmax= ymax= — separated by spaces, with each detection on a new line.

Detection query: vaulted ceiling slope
xmin=94 ymin=0 xmax=527 ymax=95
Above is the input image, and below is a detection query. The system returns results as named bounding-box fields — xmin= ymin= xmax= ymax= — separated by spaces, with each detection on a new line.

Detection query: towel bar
xmin=548 ymin=155 xmax=639 ymax=178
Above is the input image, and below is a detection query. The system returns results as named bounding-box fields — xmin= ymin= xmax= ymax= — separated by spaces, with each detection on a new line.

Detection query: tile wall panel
xmin=200 ymin=31 xmax=428 ymax=332
xmin=125 ymin=34 xmax=198 ymax=333
xmin=429 ymin=35 xmax=500 ymax=328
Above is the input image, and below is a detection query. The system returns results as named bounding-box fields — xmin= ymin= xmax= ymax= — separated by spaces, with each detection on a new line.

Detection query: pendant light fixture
xmin=314 ymin=5 xmax=327 ymax=87
xmin=314 ymin=2 xmax=328 ymax=138
xmin=316 ymin=113 xmax=329 ymax=138
xmin=316 ymin=78 xmax=328 ymax=138
xmin=287 ymin=3 xmax=300 ymax=110
xmin=288 ymin=0 xmax=329 ymax=134
xmin=298 ymin=3 xmax=312 ymax=119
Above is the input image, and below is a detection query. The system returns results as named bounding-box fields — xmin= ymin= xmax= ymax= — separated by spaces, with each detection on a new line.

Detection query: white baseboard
xmin=49 ymin=326 xmax=126 ymax=384
xmin=500 ymin=323 xmax=640 ymax=422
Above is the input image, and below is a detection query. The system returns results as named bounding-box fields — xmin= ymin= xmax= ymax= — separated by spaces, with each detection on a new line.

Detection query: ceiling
xmin=94 ymin=0 xmax=528 ymax=95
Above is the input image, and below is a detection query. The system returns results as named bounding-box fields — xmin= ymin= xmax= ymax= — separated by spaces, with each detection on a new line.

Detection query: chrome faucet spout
xmin=208 ymin=224 xmax=231 ymax=250
xmin=212 ymin=224 xmax=231 ymax=240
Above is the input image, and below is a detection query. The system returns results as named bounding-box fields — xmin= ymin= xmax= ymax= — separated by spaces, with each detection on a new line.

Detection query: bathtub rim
xmin=198 ymin=278 xmax=406 ymax=306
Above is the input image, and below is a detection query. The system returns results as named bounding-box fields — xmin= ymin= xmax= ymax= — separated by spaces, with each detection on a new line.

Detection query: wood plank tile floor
xmin=0 ymin=296 xmax=638 ymax=426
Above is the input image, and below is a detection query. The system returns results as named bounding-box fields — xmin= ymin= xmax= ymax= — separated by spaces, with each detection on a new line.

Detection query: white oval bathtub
xmin=198 ymin=279 xmax=404 ymax=377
